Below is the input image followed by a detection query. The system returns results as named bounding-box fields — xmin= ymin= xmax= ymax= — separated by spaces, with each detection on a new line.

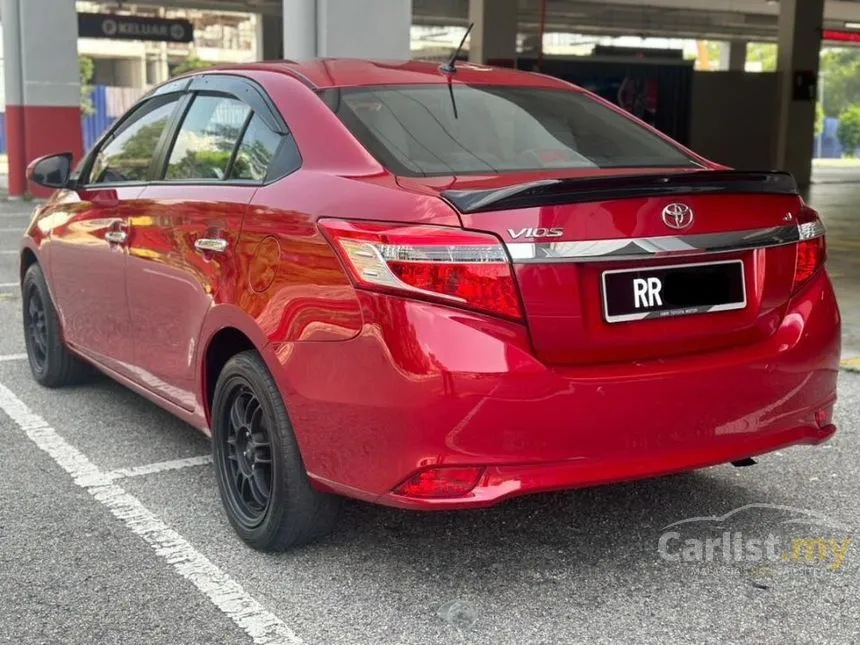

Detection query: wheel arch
xmin=19 ymin=247 xmax=39 ymax=284
xmin=197 ymin=304 xmax=280 ymax=426
xmin=202 ymin=327 xmax=255 ymax=423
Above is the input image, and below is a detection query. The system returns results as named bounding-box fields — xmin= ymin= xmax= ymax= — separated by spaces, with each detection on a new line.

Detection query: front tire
xmin=22 ymin=263 xmax=90 ymax=388
xmin=211 ymin=350 xmax=340 ymax=551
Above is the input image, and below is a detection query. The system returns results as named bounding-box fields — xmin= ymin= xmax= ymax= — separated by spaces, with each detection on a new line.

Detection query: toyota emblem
xmin=661 ymin=203 xmax=694 ymax=230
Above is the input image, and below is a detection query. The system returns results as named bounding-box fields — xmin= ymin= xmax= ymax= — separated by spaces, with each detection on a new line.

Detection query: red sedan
xmin=20 ymin=60 xmax=839 ymax=551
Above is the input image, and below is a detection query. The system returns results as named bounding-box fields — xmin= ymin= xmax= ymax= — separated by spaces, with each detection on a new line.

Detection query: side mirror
xmin=27 ymin=153 xmax=74 ymax=189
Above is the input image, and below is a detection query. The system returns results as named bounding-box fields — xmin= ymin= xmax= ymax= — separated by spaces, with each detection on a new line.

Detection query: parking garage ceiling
xmin=90 ymin=0 xmax=860 ymax=41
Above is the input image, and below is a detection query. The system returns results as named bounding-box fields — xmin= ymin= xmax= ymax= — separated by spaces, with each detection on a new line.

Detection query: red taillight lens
xmin=793 ymin=210 xmax=827 ymax=292
xmin=392 ymin=466 xmax=484 ymax=498
xmin=319 ymin=219 xmax=523 ymax=320
xmin=794 ymin=238 xmax=825 ymax=285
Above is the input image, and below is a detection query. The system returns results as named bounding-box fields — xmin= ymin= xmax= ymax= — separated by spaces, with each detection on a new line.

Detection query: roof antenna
xmin=440 ymin=23 xmax=474 ymax=74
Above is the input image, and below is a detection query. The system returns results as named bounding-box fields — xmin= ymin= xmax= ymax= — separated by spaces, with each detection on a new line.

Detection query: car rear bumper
xmin=270 ymin=269 xmax=841 ymax=510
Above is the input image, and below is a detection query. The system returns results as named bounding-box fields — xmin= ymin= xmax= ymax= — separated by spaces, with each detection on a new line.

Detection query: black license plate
xmin=602 ymin=259 xmax=746 ymax=323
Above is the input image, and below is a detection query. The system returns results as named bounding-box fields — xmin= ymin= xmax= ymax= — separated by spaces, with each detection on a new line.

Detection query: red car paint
xmin=21 ymin=60 xmax=840 ymax=509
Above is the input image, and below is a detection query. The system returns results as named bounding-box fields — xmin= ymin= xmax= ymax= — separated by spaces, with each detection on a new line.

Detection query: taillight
xmin=793 ymin=208 xmax=827 ymax=292
xmin=319 ymin=219 xmax=523 ymax=320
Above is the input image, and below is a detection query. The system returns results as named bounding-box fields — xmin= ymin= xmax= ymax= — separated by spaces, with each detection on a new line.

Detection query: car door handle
xmin=105 ymin=230 xmax=127 ymax=245
xmin=194 ymin=238 xmax=229 ymax=254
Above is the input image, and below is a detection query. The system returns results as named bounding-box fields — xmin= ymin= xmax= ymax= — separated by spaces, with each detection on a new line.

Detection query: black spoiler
xmin=441 ymin=170 xmax=799 ymax=214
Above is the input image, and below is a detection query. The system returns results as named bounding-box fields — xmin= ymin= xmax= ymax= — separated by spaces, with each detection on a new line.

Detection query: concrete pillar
xmin=2 ymin=0 xmax=81 ymax=198
xmin=468 ymin=0 xmax=518 ymax=65
xmin=282 ymin=0 xmax=316 ymax=59
xmin=115 ymin=58 xmax=146 ymax=87
xmin=157 ymin=43 xmax=170 ymax=84
xmin=720 ymin=40 xmax=747 ymax=72
xmin=775 ymin=0 xmax=824 ymax=188
xmin=155 ymin=8 xmax=170 ymax=83
xmin=282 ymin=0 xmax=410 ymax=60
xmin=316 ymin=0 xmax=411 ymax=58
xmin=257 ymin=13 xmax=283 ymax=60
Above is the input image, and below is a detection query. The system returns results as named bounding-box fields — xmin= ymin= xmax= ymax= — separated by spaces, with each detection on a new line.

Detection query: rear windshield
xmin=320 ymin=85 xmax=699 ymax=177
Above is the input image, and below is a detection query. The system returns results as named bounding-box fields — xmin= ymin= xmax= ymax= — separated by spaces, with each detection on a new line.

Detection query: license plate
xmin=601 ymin=259 xmax=746 ymax=323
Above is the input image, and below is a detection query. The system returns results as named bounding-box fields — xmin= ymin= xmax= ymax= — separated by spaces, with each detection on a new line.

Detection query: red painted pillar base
xmin=6 ymin=104 xmax=83 ymax=198
xmin=5 ymin=106 xmax=27 ymax=199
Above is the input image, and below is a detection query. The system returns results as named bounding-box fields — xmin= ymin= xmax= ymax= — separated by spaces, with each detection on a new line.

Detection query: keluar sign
xmin=78 ymin=13 xmax=194 ymax=43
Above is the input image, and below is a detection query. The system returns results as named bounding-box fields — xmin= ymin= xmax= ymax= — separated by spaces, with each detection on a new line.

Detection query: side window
xmin=89 ymin=96 xmax=180 ymax=184
xmin=164 ymin=95 xmax=250 ymax=180
xmin=229 ymin=115 xmax=283 ymax=181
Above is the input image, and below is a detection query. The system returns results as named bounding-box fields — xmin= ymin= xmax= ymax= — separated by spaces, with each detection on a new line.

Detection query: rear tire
xmin=211 ymin=350 xmax=340 ymax=551
xmin=22 ymin=263 xmax=90 ymax=388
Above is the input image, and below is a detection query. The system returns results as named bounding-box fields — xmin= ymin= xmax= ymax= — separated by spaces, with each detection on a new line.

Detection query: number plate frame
xmin=601 ymin=259 xmax=747 ymax=324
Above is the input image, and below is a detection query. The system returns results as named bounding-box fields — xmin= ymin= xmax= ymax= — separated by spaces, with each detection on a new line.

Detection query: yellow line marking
xmin=840 ymin=357 xmax=860 ymax=371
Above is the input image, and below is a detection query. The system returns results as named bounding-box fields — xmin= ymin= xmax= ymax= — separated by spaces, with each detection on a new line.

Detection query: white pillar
xmin=115 ymin=58 xmax=146 ymax=87
xmin=720 ymin=40 xmax=747 ymax=72
xmin=281 ymin=0 xmax=410 ymax=59
xmin=157 ymin=43 xmax=170 ymax=83
xmin=2 ymin=0 xmax=81 ymax=197
xmin=316 ymin=0 xmax=411 ymax=58
xmin=2 ymin=0 xmax=23 ymax=192
xmin=468 ymin=0 xmax=518 ymax=65
xmin=775 ymin=0 xmax=824 ymax=188
xmin=282 ymin=0 xmax=316 ymax=59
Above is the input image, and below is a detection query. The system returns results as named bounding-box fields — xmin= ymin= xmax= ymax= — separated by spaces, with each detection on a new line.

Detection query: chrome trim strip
xmin=507 ymin=224 xmax=806 ymax=263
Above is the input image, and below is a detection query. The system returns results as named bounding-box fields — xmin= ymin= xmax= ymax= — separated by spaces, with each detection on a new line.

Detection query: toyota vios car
xmin=20 ymin=60 xmax=840 ymax=551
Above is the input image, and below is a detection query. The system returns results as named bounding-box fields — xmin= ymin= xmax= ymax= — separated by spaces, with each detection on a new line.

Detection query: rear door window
xmin=164 ymin=95 xmax=250 ymax=180
xmin=229 ymin=115 xmax=283 ymax=181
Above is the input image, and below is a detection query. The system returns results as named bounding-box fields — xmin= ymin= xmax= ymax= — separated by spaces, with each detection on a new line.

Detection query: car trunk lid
xmin=401 ymin=169 xmax=806 ymax=365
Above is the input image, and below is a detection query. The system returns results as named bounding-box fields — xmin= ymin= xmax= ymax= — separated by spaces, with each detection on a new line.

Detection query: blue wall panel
xmin=82 ymin=86 xmax=117 ymax=152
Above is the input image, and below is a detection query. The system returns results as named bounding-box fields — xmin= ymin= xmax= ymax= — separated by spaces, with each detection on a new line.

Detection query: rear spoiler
xmin=441 ymin=170 xmax=799 ymax=214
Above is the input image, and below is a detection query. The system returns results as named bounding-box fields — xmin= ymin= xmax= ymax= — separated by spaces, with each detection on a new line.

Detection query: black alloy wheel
xmin=211 ymin=351 xmax=340 ymax=551
xmin=220 ymin=382 xmax=274 ymax=528
xmin=24 ymin=284 xmax=48 ymax=374
xmin=21 ymin=263 xmax=90 ymax=387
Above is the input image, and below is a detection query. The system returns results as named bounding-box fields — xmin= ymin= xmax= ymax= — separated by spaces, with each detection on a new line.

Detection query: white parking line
xmin=0 ymin=250 xmax=17 ymax=255
xmin=0 ymin=354 xmax=27 ymax=362
xmin=0 ymin=382 xmax=302 ymax=645
xmin=104 ymin=455 xmax=212 ymax=481
xmin=0 ymin=228 xmax=22 ymax=233
xmin=0 ymin=282 xmax=18 ymax=288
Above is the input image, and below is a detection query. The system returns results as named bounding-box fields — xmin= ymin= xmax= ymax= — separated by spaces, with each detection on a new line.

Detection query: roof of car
xmin=206 ymin=59 xmax=577 ymax=91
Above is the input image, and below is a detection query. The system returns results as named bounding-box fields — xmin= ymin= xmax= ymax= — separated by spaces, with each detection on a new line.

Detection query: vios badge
xmin=507 ymin=227 xmax=564 ymax=239
xmin=661 ymin=203 xmax=694 ymax=230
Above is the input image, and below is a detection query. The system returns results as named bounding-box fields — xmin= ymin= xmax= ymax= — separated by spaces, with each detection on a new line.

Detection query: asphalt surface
xmin=1 ymin=196 xmax=859 ymax=645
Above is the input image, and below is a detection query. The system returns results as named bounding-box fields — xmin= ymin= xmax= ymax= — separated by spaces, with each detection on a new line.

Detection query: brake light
xmin=319 ymin=219 xmax=523 ymax=320
xmin=793 ymin=209 xmax=827 ymax=292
